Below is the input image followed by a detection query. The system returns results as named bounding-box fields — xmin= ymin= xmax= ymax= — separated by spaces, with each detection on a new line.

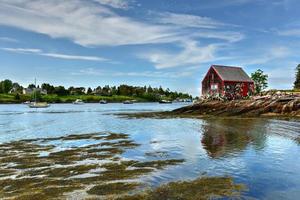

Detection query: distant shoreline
xmin=0 ymin=94 xmax=193 ymax=105
xmin=0 ymin=94 xmax=155 ymax=104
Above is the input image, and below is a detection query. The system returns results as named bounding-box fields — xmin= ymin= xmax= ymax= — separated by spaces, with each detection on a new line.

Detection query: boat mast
xmin=34 ymin=78 xmax=37 ymax=103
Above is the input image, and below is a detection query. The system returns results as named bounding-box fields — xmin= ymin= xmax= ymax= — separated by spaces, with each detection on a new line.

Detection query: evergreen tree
xmin=294 ymin=64 xmax=300 ymax=90
xmin=87 ymin=87 xmax=93 ymax=94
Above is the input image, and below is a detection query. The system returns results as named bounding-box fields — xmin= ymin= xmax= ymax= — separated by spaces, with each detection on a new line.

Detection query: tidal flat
xmin=0 ymin=132 xmax=244 ymax=199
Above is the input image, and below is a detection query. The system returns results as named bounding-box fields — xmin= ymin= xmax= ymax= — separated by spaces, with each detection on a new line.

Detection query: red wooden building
xmin=202 ymin=65 xmax=254 ymax=99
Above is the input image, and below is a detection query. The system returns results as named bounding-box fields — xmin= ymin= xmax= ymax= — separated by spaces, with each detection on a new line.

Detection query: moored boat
xmin=28 ymin=78 xmax=50 ymax=108
xmin=99 ymin=99 xmax=107 ymax=104
xmin=28 ymin=102 xmax=50 ymax=108
xmin=123 ymin=100 xmax=133 ymax=104
xmin=159 ymin=100 xmax=172 ymax=104
xmin=73 ymin=99 xmax=84 ymax=104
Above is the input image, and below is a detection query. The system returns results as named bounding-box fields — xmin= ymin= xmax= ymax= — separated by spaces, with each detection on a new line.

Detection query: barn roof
xmin=212 ymin=65 xmax=253 ymax=82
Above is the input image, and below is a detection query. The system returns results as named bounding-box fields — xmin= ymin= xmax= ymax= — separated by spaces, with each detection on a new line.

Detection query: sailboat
xmin=28 ymin=79 xmax=50 ymax=108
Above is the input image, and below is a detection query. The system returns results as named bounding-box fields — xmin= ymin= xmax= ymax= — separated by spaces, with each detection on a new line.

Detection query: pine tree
xmin=294 ymin=64 xmax=300 ymax=90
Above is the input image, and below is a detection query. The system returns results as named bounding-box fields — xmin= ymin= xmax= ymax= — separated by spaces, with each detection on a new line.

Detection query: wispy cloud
xmin=241 ymin=46 xmax=290 ymax=65
xmin=71 ymin=67 xmax=193 ymax=78
xmin=1 ymin=47 xmax=108 ymax=61
xmin=0 ymin=37 xmax=19 ymax=43
xmin=92 ymin=0 xmax=132 ymax=9
xmin=153 ymin=12 xmax=227 ymax=29
xmin=1 ymin=47 xmax=41 ymax=53
xmin=0 ymin=0 xmax=174 ymax=46
xmin=41 ymin=53 xmax=107 ymax=61
xmin=139 ymin=41 xmax=222 ymax=69
xmin=278 ymin=29 xmax=300 ymax=37
xmin=0 ymin=1 xmax=243 ymax=47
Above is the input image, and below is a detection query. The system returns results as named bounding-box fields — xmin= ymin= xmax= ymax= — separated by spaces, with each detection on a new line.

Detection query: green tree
xmin=87 ymin=87 xmax=93 ymax=94
xmin=294 ymin=64 xmax=300 ymax=90
xmin=14 ymin=93 xmax=20 ymax=100
xmin=42 ymin=83 xmax=55 ymax=94
xmin=54 ymin=86 xmax=68 ymax=96
xmin=1 ymin=79 xmax=13 ymax=93
xmin=251 ymin=69 xmax=268 ymax=94
xmin=28 ymin=84 xmax=36 ymax=89
xmin=12 ymin=82 xmax=23 ymax=93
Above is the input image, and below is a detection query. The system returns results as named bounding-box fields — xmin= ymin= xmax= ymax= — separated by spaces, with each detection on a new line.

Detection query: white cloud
xmin=192 ymin=31 xmax=244 ymax=43
xmin=1 ymin=47 xmax=108 ymax=61
xmin=278 ymin=29 xmax=300 ymax=37
xmin=71 ymin=67 xmax=193 ymax=78
xmin=0 ymin=0 xmax=175 ymax=46
xmin=92 ymin=0 xmax=132 ymax=9
xmin=0 ymin=0 xmax=244 ymax=69
xmin=0 ymin=37 xmax=19 ymax=43
xmin=154 ymin=12 xmax=227 ymax=29
xmin=139 ymin=41 xmax=220 ymax=69
xmin=0 ymin=0 xmax=243 ymax=47
xmin=41 ymin=53 xmax=107 ymax=61
xmin=1 ymin=47 xmax=41 ymax=53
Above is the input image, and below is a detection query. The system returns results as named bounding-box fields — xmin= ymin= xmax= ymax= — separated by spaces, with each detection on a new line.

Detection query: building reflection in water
xmin=201 ymin=118 xmax=267 ymax=158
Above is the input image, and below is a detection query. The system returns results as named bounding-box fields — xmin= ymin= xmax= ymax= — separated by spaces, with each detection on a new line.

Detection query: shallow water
xmin=0 ymin=103 xmax=300 ymax=199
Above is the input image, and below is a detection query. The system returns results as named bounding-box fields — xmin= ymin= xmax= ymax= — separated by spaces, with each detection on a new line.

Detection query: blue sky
xmin=0 ymin=0 xmax=299 ymax=96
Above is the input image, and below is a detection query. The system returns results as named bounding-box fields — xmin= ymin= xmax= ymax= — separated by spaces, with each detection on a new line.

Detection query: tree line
xmin=0 ymin=80 xmax=192 ymax=101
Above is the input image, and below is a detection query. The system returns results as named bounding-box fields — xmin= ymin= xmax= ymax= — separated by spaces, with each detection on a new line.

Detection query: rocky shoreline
xmin=120 ymin=92 xmax=300 ymax=119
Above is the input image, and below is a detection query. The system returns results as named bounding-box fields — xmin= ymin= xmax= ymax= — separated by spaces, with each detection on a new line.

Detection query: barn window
xmin=211 ymin=84 xmax=218 ymax=90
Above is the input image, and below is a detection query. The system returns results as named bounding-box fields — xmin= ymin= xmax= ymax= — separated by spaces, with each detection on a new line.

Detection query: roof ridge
xmin=212 ymin=65 xmax=242 ymax=69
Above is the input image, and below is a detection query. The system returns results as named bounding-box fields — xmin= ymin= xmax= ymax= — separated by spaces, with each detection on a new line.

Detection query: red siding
xmin=202 ymin=67 xmax=254 ymax=99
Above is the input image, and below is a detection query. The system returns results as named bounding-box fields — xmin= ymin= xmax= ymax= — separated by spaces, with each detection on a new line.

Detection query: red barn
xmin=202 ymin=65 xmax=254 ymax=99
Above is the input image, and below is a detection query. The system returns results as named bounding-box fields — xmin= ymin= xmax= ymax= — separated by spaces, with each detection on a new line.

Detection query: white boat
xmin=73 ymin=99 xmax=84 ymax=104
xmin=28 ymin=78 xmax=50 ymax=108
xmin=159 ymin=99 xmax=172 ymax=104
xmin=123 ymin=100 xmax=133 ymax=104
xmin=99 ymin=99 xmax=107 ymax=104
xmin=28 ymin=102 xmax=50 ymax=108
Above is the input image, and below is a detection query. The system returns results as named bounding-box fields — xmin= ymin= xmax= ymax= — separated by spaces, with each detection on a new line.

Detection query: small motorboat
xmin=28 ymin=102 xmax=50 ymax=108
xmin=23 ymin=101 xmax=31 ymax=104
xmin=99 ymin=99 xmax=107 ymax=104
xmin=73 ymin=99 xmax=84 ymax=105
xmin=159 ymin=100 xmax=172 ymax=104
xmin=123 ymin=100 xmax=133 ymax=104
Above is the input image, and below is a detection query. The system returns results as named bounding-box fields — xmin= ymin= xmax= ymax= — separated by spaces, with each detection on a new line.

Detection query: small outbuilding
xmin=202 ymin=65 xmax=254 ymax=99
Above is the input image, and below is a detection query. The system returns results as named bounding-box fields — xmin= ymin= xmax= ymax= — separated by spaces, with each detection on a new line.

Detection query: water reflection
xmin=201 ymin=119 xmax=267 ymax=158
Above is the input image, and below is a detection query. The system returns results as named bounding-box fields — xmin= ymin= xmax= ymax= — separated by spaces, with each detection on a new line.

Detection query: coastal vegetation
xmin=0 ymin=80 xmax=192 ymax=103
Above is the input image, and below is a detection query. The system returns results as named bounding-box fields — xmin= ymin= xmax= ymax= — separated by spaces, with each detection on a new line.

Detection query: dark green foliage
xmin=41 ymin=83 xmax=55 ymax=94
xmin=294 ymin=64 xmax=300 ymax=90
xmin=87 ymin=87 xmax=93 ymax=94
xmin=54 ymin=86 xmax=69 ymax=96
xmin=251 ymin=69 xmax=268 ymax=94
xmin=0 ymin=79 xmax=13 ymax=93
xmin=14 ymin=93 xmax=20 ymax=100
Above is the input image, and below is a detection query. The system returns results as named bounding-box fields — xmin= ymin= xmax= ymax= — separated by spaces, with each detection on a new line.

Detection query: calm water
xmin=0 ymin=103 xmax=300 ymax=199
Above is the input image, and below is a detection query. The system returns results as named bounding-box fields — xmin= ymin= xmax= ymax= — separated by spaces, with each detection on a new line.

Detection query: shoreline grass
xmin=0 ymin=94 xmax=153 ymax=104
